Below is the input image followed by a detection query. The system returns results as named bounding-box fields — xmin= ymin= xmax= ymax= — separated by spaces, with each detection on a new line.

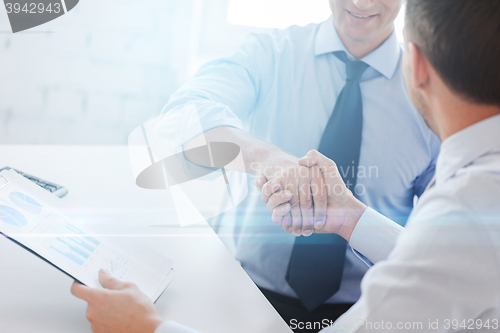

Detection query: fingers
xmin=282 ymin=212 xmax=293 ymax=233
xmin=71 ymin=281 xmax=93 ymax=301
xmin=266 ymin=190 xmax=293 ymax=213
xmin=255 ymin=174 xmax=267 ymax=191
xmin=271 ymin=203 xmax=291 ymax=226
xmin=99 ymin=269 xmax=130 ymax=290
xmin=299 ymin=150 xmax=344 ymax=197
xmin=310 ymin=166 xmax=327 ymax=230
xmin=261 ymin=179 xmax=282 ymax=205
xmin=287 ymin=178 xmax=303 ymax=236
xmin=298 ymin=169 xmax=314 ymax=237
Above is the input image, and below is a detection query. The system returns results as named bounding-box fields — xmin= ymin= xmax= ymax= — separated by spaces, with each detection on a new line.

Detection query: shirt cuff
xmin=351 ymin=248 xmax=374 ymax=267
xmin=349 ymin=207 xmax=404 ymax=264
xmin=155 ymin=321 xmax=202 ymax=333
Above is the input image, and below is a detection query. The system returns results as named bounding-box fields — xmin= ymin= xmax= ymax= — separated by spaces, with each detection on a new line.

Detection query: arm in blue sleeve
xmin=158 ymin=33 xmax=275 ymax=148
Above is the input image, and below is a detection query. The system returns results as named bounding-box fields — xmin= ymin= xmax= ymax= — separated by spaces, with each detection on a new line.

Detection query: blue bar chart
xmin=50 ymin=223 xmax=100 ymax=266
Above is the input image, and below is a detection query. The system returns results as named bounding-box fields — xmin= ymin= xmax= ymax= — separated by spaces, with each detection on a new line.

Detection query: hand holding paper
xmin=71 ymin=269 xmax=164 ymax=333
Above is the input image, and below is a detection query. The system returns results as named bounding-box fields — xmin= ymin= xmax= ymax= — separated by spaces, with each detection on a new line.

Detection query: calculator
xmin=0 ymin=167 xmax=68 ymax=198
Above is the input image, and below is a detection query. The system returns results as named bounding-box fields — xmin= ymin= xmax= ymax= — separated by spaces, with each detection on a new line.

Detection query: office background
xmin=0 ymin=0 xmax=404 ymax=145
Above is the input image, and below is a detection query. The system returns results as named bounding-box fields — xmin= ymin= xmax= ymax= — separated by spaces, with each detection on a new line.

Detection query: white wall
xmin=0 ymin=0 xmax=404 ymax=144
xmin=0 ymin=0 xmax=237 ymax=144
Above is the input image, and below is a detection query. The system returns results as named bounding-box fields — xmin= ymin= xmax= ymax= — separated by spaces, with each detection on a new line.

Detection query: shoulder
xmin=269 ymin=23 xmax=320 ymax=42
xmin=378 ymin=146 xmax=500 ymax=306
xmin=412 ymin=153 xmax=500 ymax=226
xmin=240 ymin=23 xmax=320 ymax=55
xmin=453 ymin=153 xmax=500 ymax=212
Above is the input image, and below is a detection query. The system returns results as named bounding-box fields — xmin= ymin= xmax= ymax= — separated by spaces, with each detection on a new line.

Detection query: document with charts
xmin=0 ymin=169 xmax=174 ymax=302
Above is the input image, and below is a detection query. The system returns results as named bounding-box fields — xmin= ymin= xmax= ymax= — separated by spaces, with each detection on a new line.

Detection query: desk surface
xmin=0 ymin=145 xmax=292 ymax=333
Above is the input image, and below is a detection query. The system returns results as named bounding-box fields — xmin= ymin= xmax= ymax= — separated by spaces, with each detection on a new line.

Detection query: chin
xmin=340 ymin=22 xmax=379 ymax=42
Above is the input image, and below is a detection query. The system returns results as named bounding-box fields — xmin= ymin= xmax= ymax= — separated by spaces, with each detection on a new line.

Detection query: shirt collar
xmin=314 ymin=17 xmax=401 ymax=79
xmin=435 ymin=114 xmax=500 ymax=184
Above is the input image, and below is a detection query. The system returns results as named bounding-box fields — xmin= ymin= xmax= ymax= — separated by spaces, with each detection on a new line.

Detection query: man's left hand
xmin=71 ymin=269 xmax=164 ymax=333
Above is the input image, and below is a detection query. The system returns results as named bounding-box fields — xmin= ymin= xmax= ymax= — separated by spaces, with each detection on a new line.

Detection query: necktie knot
xmin=334 ymin=51 xmax=369 ymax=82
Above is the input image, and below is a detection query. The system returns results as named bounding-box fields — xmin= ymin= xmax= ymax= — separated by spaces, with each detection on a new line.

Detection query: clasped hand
xmin=256 ymin=150 xmax=367 ymax=241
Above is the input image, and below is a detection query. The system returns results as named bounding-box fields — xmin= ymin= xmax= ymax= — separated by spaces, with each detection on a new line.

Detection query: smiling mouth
xmin=346 ymin=9 xmax=378 ymax=19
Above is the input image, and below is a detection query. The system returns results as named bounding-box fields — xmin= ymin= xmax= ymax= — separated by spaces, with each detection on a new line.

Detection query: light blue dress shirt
xmin=160 ymin=18 xmax=440 ymax=304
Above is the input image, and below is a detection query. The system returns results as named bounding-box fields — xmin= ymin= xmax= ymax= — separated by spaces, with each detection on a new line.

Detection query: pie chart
xmin=0 ymin=205 xmax=28 ymax=227
xmin=10 ymin=191 xmax=42 ymax=214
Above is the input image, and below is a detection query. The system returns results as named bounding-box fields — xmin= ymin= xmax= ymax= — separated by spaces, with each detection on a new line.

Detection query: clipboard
xmin=0 ymin=170 xmax=175 ymax=303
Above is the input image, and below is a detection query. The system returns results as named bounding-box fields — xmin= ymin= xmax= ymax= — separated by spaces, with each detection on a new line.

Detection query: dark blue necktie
xmin=286 ymin=51 xmax=368 ymax=311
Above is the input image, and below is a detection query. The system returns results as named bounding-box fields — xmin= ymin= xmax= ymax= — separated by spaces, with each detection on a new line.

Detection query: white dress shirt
xmin=322 ymin=114 xmax=500 ymax=332
xmin=156 ymin=114 xmax=500 ymax=333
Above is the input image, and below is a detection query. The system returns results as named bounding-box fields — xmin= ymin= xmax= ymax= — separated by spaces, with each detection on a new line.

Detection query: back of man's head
xmin=405 ymin=0 xmax=500 ymax=107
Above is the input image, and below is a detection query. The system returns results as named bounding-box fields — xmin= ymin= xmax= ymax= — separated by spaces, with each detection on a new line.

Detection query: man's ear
xmin=408 ymin=42 xmax=430 ymax=90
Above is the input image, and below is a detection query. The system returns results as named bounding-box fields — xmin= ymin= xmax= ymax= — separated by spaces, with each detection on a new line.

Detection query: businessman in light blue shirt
xmin=154 ymin=0 xmax=440 ymax=331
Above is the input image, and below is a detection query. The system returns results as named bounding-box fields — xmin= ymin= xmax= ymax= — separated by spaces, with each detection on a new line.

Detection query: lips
xmin=346 ymin=9 xmax=378 ymax=19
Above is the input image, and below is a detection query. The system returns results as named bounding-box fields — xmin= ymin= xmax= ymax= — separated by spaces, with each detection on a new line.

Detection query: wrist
xmin=145 ymin=316 xmax=165 ymax=333
xmin=250 ymin=147 xmax=298 ymax=178
xmin=336 ymin=197 xmax=367 ymax=242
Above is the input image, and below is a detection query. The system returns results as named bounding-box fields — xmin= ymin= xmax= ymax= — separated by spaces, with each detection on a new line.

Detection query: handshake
xmin=254 ymin=150 xmax=367 ymax=241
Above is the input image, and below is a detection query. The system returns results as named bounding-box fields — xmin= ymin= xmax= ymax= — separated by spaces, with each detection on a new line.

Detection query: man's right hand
xmin=259 ymin=150 xmax=367 ymax=241
xmin=254 ymin=154 xmax=327 ymax=237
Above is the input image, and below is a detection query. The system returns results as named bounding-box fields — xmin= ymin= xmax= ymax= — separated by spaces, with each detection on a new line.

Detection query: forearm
xmin=183 ymin=126 xmax=298 ymax=176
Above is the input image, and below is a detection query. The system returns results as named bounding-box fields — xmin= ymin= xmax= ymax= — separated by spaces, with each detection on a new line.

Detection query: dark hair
xmin=405 ymin=0 xmax=500 ymax=107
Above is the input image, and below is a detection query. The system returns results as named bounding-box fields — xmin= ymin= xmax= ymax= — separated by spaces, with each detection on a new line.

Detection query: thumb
xmin=71 ymin=281 xmax=93 ymax=301
xmin=299 ymin=150 xmax=337 ymax=170
xmin=298 ymin=150 xmax=319 ymax=167
xmin=99 ymin=269 xmax=128 ymax=290
xmin=255 ymin=174 xmax=267 ymax=191
xmin=299 ymin=150 xmax=341 ymax=182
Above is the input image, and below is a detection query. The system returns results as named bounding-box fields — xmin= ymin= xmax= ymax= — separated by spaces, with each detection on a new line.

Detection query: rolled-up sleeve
xmin=157 ymin=33 xmax=274 ymax=149
xmin=349 ymin=208 xmax=404 ymax=264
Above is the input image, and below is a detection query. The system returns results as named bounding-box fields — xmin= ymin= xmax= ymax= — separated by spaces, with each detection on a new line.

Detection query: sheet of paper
xmin=0 ymin=169 xmax=174 ymax=302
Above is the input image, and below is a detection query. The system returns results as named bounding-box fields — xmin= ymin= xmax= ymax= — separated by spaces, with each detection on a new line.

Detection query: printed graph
xmin=50 ymin=223 xmax=100 ymax=266
xmin=0 ymin=205 xmax=28 ymax=227
xmin=10 ymin=191 xmax=42 ymax=214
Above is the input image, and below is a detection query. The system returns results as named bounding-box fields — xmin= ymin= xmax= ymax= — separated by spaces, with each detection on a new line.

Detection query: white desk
xmin=0 ymin=145 xmax=292 ymax=333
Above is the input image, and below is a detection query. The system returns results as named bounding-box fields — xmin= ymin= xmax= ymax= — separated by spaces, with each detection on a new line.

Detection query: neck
xmin=433 ymin=91 xmax=500 ymax=141
xmin=334 ymin=23 xmax=393 ymax=60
